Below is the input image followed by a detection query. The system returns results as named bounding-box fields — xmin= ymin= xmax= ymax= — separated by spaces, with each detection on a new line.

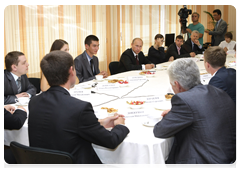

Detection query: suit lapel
xmin=82 ymin=52 xmax=94 ymax=76
xmin=129 ymin=48 xmax=137 ymax=65
xmin=6 ymin=71 xmax=18 ymax=94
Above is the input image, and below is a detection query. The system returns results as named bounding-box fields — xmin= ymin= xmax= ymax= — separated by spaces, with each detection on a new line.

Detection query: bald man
xmin=118 ymin=38 xmax=155 ymax=73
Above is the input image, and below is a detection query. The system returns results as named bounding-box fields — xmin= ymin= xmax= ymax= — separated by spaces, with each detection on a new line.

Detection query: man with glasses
xmin=181 ymin=12 xmax=205 ymax=46
xmin=204 ymin=9 xmax=227 ymax=46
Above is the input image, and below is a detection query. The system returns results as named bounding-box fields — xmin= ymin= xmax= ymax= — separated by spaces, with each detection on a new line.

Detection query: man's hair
xmin=204 ymin=46 xmax=226 ymax=68
xmin=213 ymin=9 xmax=222 ymax=16
xmin=225 ymin=32 xmax=233 ymax=40
xmin=84 ymin=35 xmax=99 ymax=46
xmin=40 ymin=51 xmax=74 ymax=86
xmin=154 ymin=34 xmax=164 ymax=40
xmin=192 ymin=12 xmax=200 ymax=18
xmin=167 ymin=58 xmax=201 ymax=90
xmin=176 ymin=35 xmax=183 ymax=40
xmin=49 ymin=39 xmax=68 ymax=52
xmin=132 ymin=38 xmax=143 ymax=44
xmin=5 ymin=51 xmax=25 ymax=72
xmin=192 ymin=30 xmax=199 ymax=35
xmin=233 ymin=42 xmax=238 ymax=52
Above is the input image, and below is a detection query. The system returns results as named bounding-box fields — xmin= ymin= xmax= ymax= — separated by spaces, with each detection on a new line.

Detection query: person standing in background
xmin=181 ymin=12 xmax=205 ymax=46
xmin=204 ymin=9 xmax=227 ymax=46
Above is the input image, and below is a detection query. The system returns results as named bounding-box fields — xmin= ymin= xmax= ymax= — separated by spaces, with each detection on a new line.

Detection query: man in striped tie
xmin=4 ymin=51 xmax=36 ymax=104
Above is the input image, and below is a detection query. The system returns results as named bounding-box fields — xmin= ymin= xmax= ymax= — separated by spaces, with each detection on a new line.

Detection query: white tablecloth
xmin=4 ymin=55 xmax=236 ymax=164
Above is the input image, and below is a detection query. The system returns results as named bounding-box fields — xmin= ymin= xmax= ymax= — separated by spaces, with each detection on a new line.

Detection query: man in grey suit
xmin=154 ymin=58 xmax=236 ymax=164
xmin=204 ymin=9 xmax=227 ymax=46
xmin=74 ymin=35 xmax=108 ymax=83
xmin=4 ymin=51 xmax=36 ymax=104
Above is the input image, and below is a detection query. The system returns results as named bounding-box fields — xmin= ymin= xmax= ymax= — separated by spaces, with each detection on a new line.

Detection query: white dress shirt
xmin=219 ymin=40 xmax=236 ymax=51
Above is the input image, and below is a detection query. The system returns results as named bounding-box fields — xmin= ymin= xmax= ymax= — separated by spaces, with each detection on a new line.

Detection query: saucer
xmin=15 ymin=102 xmax=28 ymax=106
xmin=142 ymin=121 xmax=156 ymax=127
xmin=93 ymin=79 xmax=104 ymax=82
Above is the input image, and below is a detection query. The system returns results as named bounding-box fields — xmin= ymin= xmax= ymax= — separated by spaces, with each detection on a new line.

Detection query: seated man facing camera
xmin=118 ymin=38 xmax=155 ymax=73
xmin=28 ymin=51 xmax=129 ymax=164
xmin=154 ymin=58 xmax=235 ymax=164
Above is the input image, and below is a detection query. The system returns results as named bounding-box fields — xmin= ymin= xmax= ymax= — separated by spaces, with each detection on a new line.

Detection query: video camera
xmin=178 ymin=5 xmax=192 ymax=31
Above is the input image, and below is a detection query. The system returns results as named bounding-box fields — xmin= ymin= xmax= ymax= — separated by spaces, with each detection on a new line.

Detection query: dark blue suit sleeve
xmin=209 ymin=76 xmax=227 ymax=92
xmin=4 ymin=109 xmax=27 ymax=130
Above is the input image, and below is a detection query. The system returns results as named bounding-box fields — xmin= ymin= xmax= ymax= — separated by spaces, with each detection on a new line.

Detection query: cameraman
xmin=180 ymin=12 xmax=205 ymax=46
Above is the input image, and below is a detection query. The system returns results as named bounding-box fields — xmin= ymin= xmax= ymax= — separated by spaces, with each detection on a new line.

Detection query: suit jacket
xmin=165 ymin=42 xmax=190 ymax=60
xmin=4 ymin=109 xmax=27 ymax=130
xmin=4 ymin=70 xmax=36 ymax=105
xmin=209 ymin=19 xmax=227 ymax=46
xmin=28 ymin=86 xmax=129 ymax=164
xmin=118 ymin=48 xmax=151 ymax=73
xmin=147 ymin=46 xmax=166 ymax=64
xmin=74 ymin=51 xmax=100 ymax=83
xmin=154 ymin=84 xmax=236 ymax=164
xmin=209 ymin=67 xmax=236 ymax=103
xmin=182 ymin=38 xmax=204 ymax=55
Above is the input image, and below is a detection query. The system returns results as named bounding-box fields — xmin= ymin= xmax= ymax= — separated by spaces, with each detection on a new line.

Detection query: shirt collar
xmin=10 ymin=72 xmax=19 ymax=81
xmin=176 ymin=45 xmax=181 ymax=50
xmin=85 ymin=51 xmax=92 ymax=63
xmin=132 ymin=49 xmax=137 ymax=57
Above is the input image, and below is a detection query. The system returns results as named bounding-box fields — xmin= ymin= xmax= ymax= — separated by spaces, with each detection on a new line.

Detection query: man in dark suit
xmin=118 ymin=38 xmax=155 ymax=73
xmin=154 ymin=58 xmax=236 ymax=164
xmin=4 ymin=105 xmax=27 ymax=164
xmin=4 ymin=51 xmax=36 ymax=104
xmin=182 ymin=30 xmax=204 ymax=56
xmin=74 ymin=35 xmax=108 ymax=83
xmin=204 ymin=9 xmax=227 ymax=46
xmin=165 ymin=35 xmax=194 ymax=61
xmin=28 ymin=51 xmax=129 ymax=164
xmin=204 ymin=46 xmax=236 ymax=103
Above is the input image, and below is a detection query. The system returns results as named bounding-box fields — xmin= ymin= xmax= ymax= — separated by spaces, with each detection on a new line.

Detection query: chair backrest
xmin=109 ymin=61 xmax=119 ymax=75
xmin=28 ymin=78 xmax=41 ymax=94
xmin=10 ymin=141 xmax=74 ymax=164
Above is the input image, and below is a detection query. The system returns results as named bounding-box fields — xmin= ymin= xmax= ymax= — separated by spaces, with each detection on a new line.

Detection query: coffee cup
xmin=95 ymin=75 xmax=103 ymax=80
xmin=15 ymin=97 xmax=29 ymax=105
xmin=147 ymin=114 xmax=162 ymax=125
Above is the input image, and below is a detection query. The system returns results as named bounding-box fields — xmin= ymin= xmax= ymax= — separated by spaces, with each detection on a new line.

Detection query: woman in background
xmin=40 ymin=39 xmax=70 ymax=91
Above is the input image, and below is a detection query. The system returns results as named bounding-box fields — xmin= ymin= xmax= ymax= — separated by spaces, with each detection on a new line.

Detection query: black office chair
xmin=28 ymin=78 xmax=41 ymax=93
xmin=109 ymin=61 xmax=120 ymax=75
xmin=10 ymin=141 xmax=74 ymax=164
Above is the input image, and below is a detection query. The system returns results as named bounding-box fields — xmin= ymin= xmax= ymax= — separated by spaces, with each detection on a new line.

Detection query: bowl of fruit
xmin=118 ymin=80 xmax=129 ymax=87
xmin=139 ymin=71 xmax=155 ymax=77
xmin=126 ymin=101 xmax=145 ymax=109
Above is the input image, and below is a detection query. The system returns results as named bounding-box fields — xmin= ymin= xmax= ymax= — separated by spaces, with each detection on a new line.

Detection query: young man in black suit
xmin=118 ymin=38 xmax=155 ymax=73
xmin=204 ymin=46 xmax=236 ymax=103
xmin=165 ymin=35 xmax=194 ymax=61
xmin=74 ymin=35 xmax=108 ymax=83
xmin=182 ymin=30 xmax=204 ymax=56
xmin=28 ymin=51 xmax=129 ymax=164
xmin=4 ymin=51 xmax=36 ymax=104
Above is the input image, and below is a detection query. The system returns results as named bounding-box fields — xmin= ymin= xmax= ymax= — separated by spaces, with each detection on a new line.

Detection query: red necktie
xmin=135 ymin=55 xmax=139 ymax=65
